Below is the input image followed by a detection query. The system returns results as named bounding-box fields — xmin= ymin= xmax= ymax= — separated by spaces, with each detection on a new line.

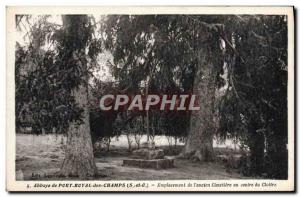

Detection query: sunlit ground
xmin=16 ymin=134 xmax=247 ymax=180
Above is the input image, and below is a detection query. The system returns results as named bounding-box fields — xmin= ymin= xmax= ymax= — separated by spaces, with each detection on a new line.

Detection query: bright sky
xmin=16 ymin=15 xmax=114 ymax=82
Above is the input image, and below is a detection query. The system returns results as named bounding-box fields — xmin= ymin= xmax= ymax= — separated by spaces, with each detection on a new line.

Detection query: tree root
xmin=178 ymin=149 xmax=214 ymax=162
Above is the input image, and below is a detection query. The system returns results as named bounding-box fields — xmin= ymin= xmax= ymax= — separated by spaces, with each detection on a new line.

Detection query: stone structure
xmin=123 ymin=148 xmax=175 ymax=169
xmin=131 ymin=148 xmax=164 ymax=160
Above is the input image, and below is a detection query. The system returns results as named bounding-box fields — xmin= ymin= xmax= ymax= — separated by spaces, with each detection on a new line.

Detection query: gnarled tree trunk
xmin=180 ymin=47 xmax=216 ymax=161
xmin=60 ymin=83 xmax=97 ymax=178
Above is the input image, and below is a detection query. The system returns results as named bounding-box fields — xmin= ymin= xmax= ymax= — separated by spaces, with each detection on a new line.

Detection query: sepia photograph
xmin=6 ymin=6 xmax=294 ymax=192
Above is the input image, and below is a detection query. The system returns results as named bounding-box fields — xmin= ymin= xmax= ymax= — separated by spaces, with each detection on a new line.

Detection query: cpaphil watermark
xmin=99 ymin=94 xmax=200 ymax=111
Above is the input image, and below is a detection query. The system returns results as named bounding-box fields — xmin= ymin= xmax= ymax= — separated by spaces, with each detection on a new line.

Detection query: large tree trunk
xmin=60 ymin=83 xmax=97 ymax=178
xmin=60 ymin=15 xmax=97 ymax=179
xmin=180 ymin=47 xmax=216 ymax=161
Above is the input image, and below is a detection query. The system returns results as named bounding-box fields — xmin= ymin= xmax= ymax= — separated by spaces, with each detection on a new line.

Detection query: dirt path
xmin=95 ymin=156 xmax=245 ymax=180
xmin=16 ymin=134 xmax=247 ymax=180
xmin=17 ymin=155 xmax=245 ymax=180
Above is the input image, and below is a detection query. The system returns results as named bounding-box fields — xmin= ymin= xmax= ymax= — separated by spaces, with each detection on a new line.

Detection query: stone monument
xmin=123 ymin=142 xmax=175 ymax=169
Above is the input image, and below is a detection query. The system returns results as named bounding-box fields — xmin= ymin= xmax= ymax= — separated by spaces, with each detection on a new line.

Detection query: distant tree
xmin=130 ymin=115 xmax=145 ymax=149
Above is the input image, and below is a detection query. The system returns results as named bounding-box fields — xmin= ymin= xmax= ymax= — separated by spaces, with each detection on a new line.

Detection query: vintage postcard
xmin=6 ymin=6 xmax=295 ymax=192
